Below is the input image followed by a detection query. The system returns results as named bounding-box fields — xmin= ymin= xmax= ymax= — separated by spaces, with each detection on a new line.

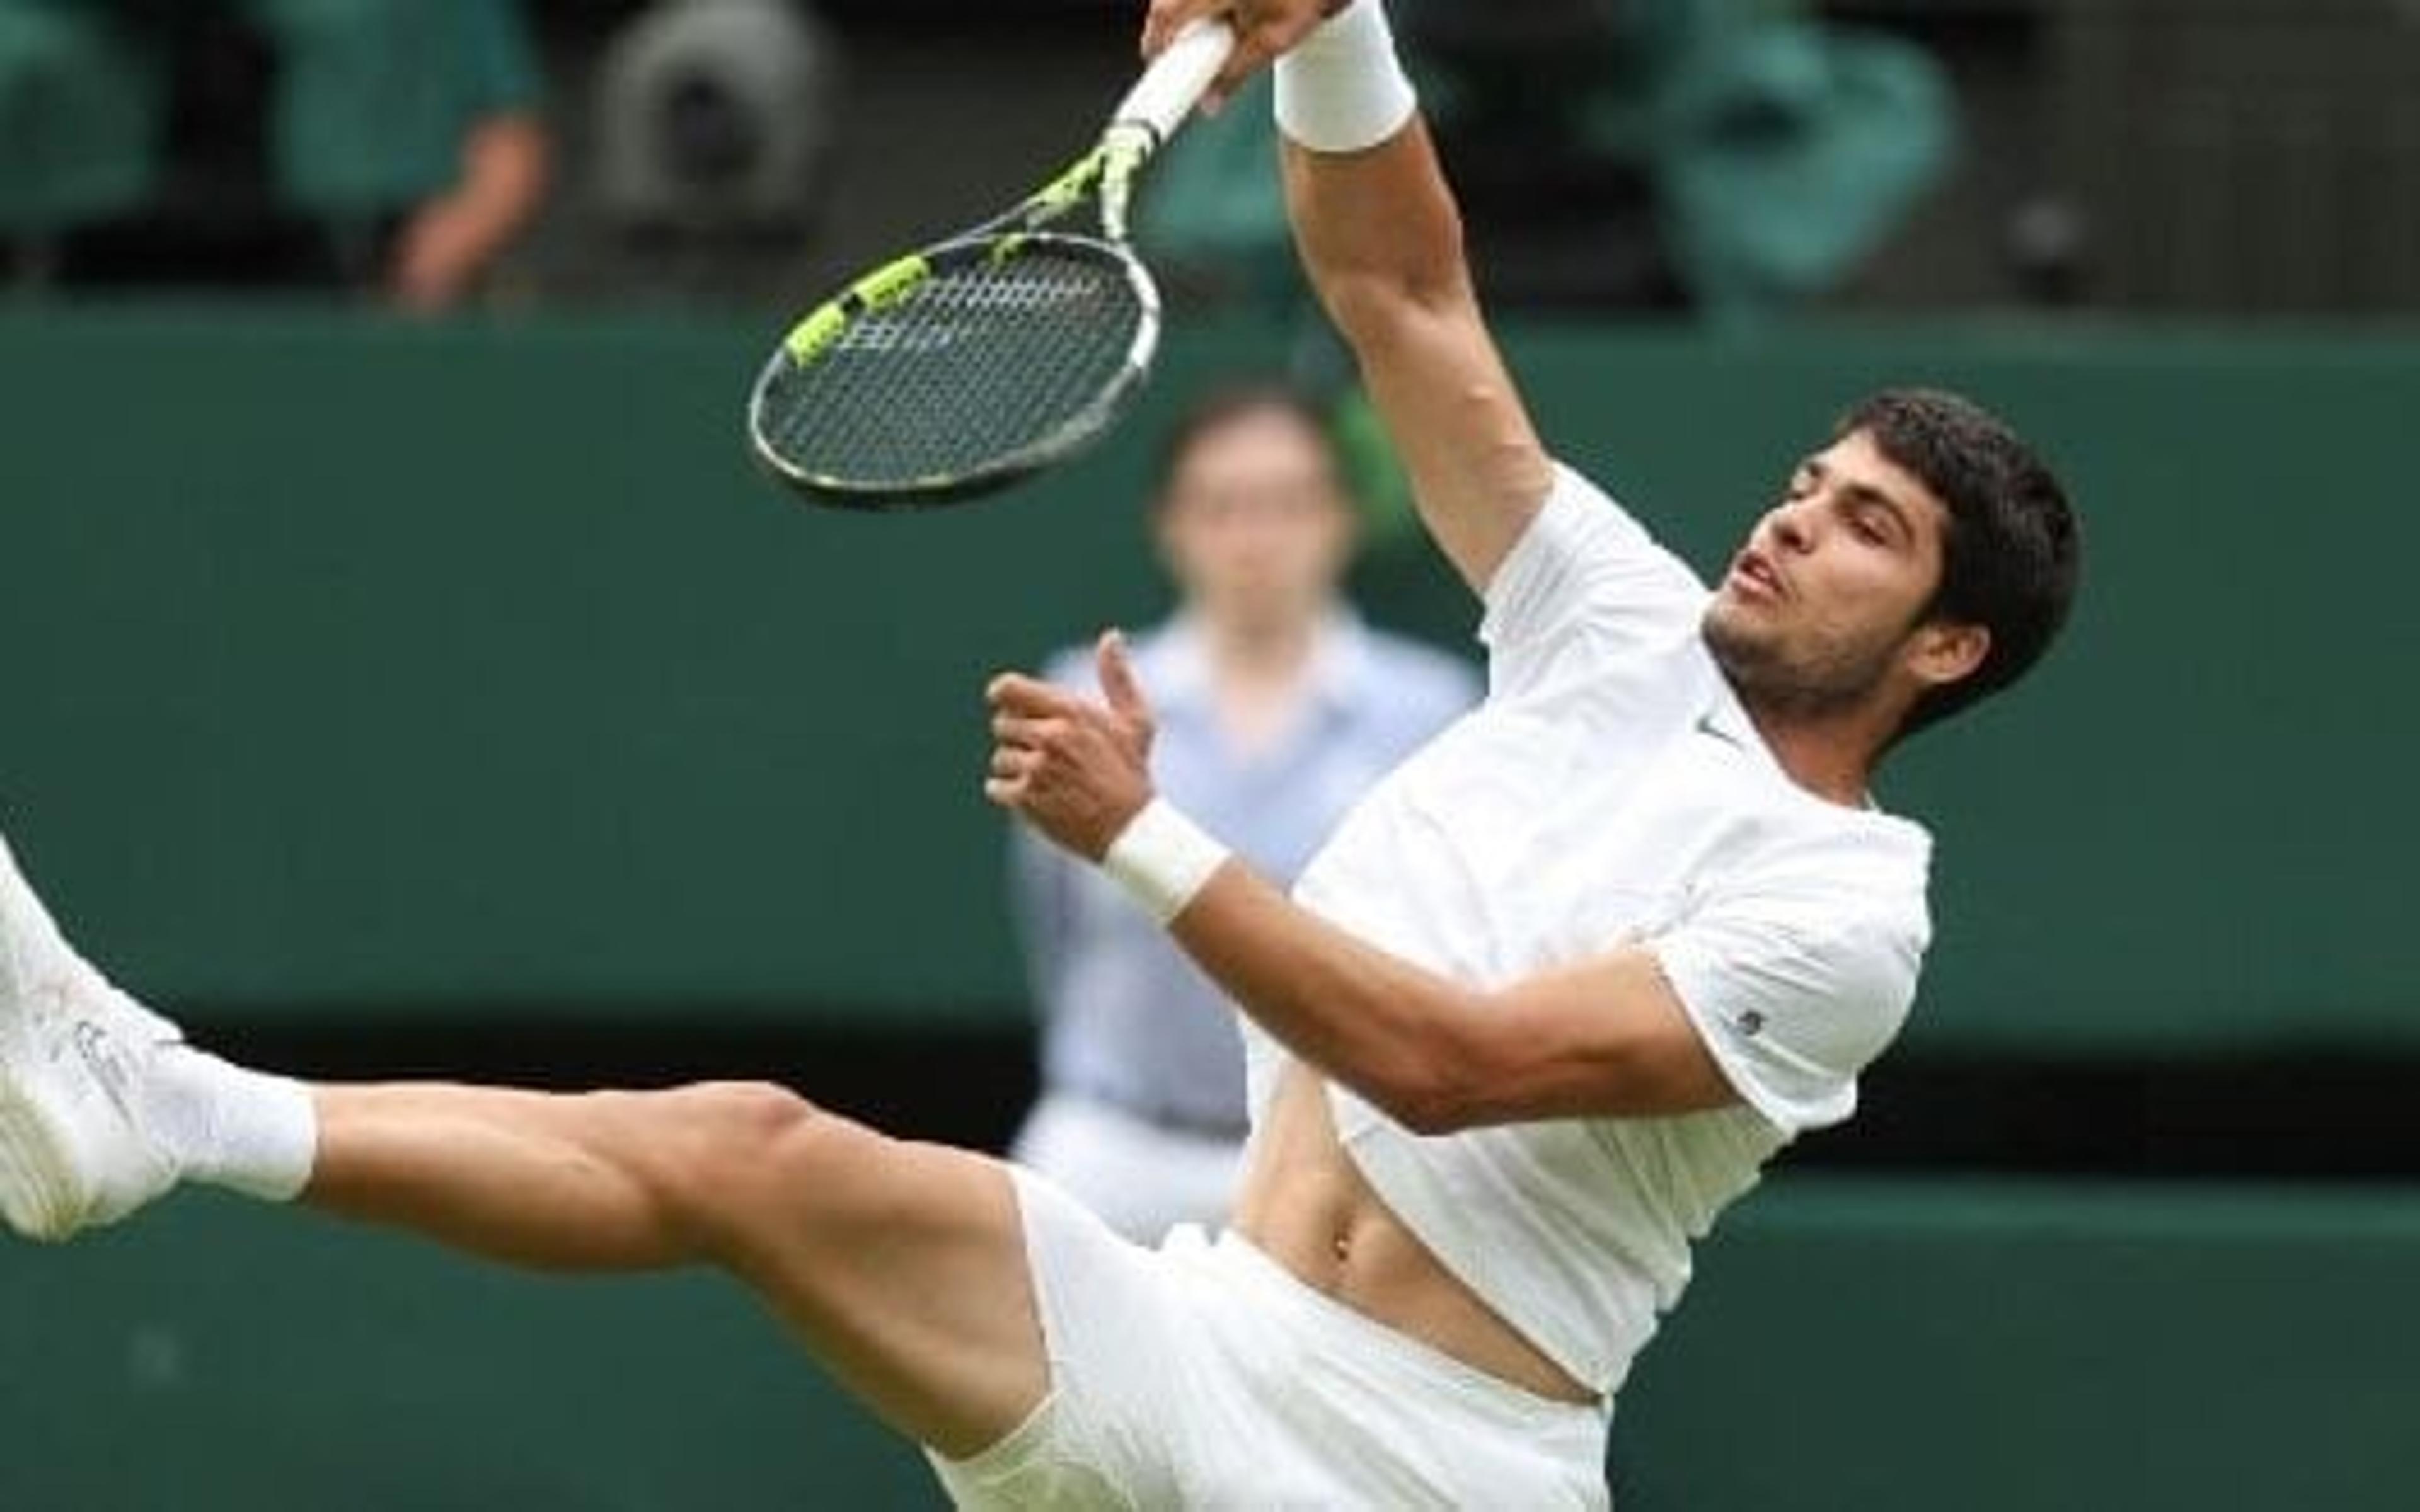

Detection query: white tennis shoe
xmin=0 ymin=830 xmax=182 ymax=1241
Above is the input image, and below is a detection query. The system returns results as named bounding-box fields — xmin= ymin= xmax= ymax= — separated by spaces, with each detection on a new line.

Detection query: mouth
xmin=1726 ymin=549 xmax=1785 ymax=600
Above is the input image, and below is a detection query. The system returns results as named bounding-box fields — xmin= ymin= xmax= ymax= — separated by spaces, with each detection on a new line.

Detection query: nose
xmin=1766 ymin=495 xmax=1818 ymax=553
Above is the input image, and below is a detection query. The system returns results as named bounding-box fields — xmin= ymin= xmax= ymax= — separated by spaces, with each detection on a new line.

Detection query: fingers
xmin=983 ymin=741 xmax=1037 ymax=807
xmin=1140 ymin=0 xmax=1215 ymax=59
xmin=989 ymin=709 xmax=1056 ymax=753
xmin=985 ymin=641 xmax=1153 ymax=816
xmin=1094 ymin=628 xmax=1150 ymax=721
xmin=985 ymin=670 xmax=1078 ymax=718
xmin=985 ymin=638 xmax=1150 ymax=723
xmin=984 ymin=696 xmax=1081 ymax=812
xmin=1213 ymin=16 xmax=1289 ymax=101
xmin=984 ymin=711 xmax=1048 ymax=808
xmin=1143 ymin=0 xmax=1324 ymax=101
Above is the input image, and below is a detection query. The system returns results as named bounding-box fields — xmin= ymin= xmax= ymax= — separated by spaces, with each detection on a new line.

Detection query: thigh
xmin=706 ymin=1105 xmax=1046 ymax=1462
xmin=309 ymin=1079 xmax=1046 ymax=1462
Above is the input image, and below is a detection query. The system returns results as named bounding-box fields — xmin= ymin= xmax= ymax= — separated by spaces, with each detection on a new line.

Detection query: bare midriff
xmin=1228 ymin=1065 xmax=1599 ymax=1407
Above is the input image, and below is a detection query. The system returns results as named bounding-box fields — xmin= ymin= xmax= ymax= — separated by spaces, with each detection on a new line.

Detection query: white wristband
xmin=1274 ymin=0 xmax=1417 ymax=154
xmin=1102 ymin=798 xmax=1231 ymax=926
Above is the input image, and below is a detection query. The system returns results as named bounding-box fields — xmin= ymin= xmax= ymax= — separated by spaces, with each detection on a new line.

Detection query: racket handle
xmin=1110 ymin=18 xmax=1237 ymax=145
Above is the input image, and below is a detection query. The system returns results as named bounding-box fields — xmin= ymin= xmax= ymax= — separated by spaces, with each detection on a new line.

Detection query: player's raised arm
xmin=1272 ymin=1 xmax=1553 ymax=592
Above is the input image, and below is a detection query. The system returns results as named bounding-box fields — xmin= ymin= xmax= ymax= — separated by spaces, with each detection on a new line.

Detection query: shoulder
xmin=1707 ymin=804 xmax=1935 ymax=954
xmin=1656 ymin=811 xmax=1936 ymax=1087
xmin=1480 ymin=461 xmax=1708 ymax=637
xmin=1500 ymin=463 xmax=1665 ymax=571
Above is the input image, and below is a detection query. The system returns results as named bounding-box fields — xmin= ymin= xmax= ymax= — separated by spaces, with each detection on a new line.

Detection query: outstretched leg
xmin=0 ymin=830 xmax=1047 ymax=1460
xmin=306 ymin=1079 xmax=1047 ymax=1456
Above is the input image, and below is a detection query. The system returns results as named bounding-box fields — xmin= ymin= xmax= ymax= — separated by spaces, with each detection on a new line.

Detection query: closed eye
xmin=1843 ymin=490 xmax=1911 ymax=549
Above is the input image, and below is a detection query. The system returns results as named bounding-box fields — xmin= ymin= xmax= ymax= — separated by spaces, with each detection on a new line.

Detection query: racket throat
xmin=1098 ymin=124 xmax=1158 ymax=243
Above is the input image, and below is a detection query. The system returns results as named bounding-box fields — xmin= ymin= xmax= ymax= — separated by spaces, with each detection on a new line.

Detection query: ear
xmin=1906 ymin=620 xmax=1990 ymax=690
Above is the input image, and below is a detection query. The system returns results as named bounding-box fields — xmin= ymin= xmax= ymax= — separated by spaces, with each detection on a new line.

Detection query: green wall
xmin=6 ymin=1178 xmax=2415 ymax=1510
xmin=1610 ymin=1177 xmax=2420 ymax=1511
xmin=1 ymin=308 xmax=2415 ymax=1053
xmin=0 ymin=1196 xmax=936 ymax=1510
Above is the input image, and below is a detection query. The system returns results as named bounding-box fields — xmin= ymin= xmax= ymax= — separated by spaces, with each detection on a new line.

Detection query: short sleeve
xmin=1478 ymin=464 xmax=1708 ymax=701
xmin=1652 ymin=879 xmax=1927 ymax=1136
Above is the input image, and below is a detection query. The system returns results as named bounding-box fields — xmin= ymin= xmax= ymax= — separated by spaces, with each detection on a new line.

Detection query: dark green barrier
xmin=1614 ymin=1176 xmax=2420 ymax=1512
xmin=1 ymin=307 xmax=2414 ymax=1051
xmin=0 ymin=1196 xmax=937 ymax=1511
xmin=4 ymin=1177 xmax=2414 ymax=1510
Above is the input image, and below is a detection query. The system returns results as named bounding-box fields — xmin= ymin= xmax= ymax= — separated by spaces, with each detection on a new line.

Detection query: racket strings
xmin=758 ymin=244 xmax=1147 ymax=493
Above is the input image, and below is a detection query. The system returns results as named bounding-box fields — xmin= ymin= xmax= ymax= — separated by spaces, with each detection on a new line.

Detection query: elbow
xmin=1309 ymin=238 xmax=1477 ymax=357
xmin=1385 ymin=1084 xmax=1475 ymax=1137
xmin=1380 ymin=1068 xmax=1492 ymax=1137
xmin=1363 ymin=1016 xmax=1494 ymax=1136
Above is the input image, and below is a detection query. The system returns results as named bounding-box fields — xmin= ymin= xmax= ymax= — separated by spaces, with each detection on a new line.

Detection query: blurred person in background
xmin=0 ymin=0 xmax=548 ymax=312
xmin=1010 ymin=381 xmax=1478 ymax=1244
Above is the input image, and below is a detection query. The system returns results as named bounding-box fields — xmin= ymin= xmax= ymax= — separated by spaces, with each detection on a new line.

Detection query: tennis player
xmin=0 ymin=1 xmax=2078 ymax=1505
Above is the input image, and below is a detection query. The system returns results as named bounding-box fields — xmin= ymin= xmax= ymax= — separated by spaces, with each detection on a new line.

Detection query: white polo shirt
xmin=1240 ymin=463 xmax=1932 ymax=1397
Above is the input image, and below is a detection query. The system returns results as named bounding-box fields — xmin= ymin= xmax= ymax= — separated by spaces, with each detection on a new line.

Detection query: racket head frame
xmin=741 ymin=20 xmax=1231 ymax=510
xmin=745 ymin=227 xmax=1164 ymax=509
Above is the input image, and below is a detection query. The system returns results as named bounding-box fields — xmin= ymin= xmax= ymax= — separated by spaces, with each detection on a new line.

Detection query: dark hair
xmin=1839 ymin=388 xmax=2081 ymax=739
xmin=1150 ymin=380 xmax=1347 ymax=504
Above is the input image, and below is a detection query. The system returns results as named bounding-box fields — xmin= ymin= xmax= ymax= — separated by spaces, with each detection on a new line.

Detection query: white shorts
xmin=928 ymin=1170 xmax=1610 ymax=1510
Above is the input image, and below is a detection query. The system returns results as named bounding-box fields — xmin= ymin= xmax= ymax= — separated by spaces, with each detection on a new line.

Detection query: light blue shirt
xmin=1013 ymin=610 xmax=1480 ymax=1135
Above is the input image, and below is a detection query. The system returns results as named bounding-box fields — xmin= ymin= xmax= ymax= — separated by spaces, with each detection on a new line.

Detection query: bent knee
xmin=674 ymin=1079 xmax=822 ymax=1137
xmin=652 ymin=1079 xmax=837 ymax=1171
xmin=639 ymin=1081 xmax=882 ymax=1228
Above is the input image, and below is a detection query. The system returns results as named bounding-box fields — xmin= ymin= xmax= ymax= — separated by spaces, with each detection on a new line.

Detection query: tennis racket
xmin=747 ymin=20 xmax=1237 ymax=508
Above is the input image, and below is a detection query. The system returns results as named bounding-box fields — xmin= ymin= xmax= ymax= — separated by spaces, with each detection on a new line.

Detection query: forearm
xmin=1165 ymin=861 xmax=1478 ymax=1133
xmin=1282 ymin=121 xmax=1470 ymax=339
xmin=1273 ymin=0 xmax=1462 ymax=335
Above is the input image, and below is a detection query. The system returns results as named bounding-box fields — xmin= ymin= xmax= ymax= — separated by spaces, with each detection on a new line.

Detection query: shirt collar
xmin=1150 ymin=607 xmax=1376 ymax=719
xmin=1705 ymin=670 xmax=1894 ymax=816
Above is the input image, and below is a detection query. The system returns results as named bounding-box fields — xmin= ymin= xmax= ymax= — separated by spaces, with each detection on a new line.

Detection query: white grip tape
xmin=1102 ymin=798 xmax=1231 ymax=926
xmin=1274 ymin=0 xmax=1417 ymax=154
xmin=1112 ymin=18 xmax=1238 ymax=144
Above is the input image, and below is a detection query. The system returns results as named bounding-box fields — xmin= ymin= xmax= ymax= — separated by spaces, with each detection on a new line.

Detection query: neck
xmin=1737 ymin=697 xmax=1894 ymax=808
xmin=1204 ymin=609 xmax=1322 ymax=684
xmin=1198 ymin=610 xmax=1328 ymax=757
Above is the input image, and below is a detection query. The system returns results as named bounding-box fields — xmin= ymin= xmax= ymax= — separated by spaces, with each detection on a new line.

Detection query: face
xmin=1702 ymin=428 xmax=1980 ymax=723
xmin=1154 ymin=408 xmax=1356 ymax=636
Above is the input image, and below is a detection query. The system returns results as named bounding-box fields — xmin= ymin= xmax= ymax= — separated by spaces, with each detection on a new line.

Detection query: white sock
xmin=146 ymin=1047 xmax=320 ymax=1201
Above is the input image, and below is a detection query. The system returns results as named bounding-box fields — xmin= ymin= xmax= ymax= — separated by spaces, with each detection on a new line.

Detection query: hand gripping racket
xmin=747 ymin=21 xmax=1237 ymax=508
